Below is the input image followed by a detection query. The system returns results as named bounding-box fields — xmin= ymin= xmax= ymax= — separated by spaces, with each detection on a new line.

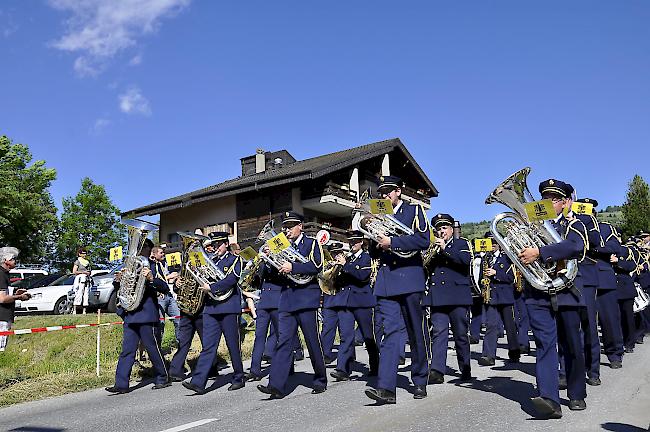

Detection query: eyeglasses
xmin=550 ymin=198 xmax=565 ymax=203
xmin=283 ymin=223 xmax=300 ymax=230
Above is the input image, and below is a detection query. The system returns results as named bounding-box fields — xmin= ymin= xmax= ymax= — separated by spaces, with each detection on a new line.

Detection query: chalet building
xmin=123 ymin=138 xmax=438 ymax=248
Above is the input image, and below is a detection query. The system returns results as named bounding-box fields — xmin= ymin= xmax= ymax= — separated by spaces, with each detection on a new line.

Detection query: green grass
xmin=0 ymin=313 xmax=257 ymax=407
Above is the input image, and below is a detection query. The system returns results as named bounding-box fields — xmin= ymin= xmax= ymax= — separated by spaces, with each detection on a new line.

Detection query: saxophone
xmin=117 ymin=219 xmax=159 ymax=312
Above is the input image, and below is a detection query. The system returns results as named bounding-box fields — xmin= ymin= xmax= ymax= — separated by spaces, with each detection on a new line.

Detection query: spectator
xmin=231 ymin=242 xmax=241 ymax=256
xmin=72 ymin=247 xmax=92 ymax=315
xmin=0 ymin=247 xmax=31 ymax=351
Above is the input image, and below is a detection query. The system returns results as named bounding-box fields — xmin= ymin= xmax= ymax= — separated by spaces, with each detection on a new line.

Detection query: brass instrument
xmin=174 ymin=232 xmax=207 ymax=315
xmin=422 ymin=241 xmax=441 ymax=269
xmin=176 ymin=231 xmax=233 ymax=304
xmin=238 ymin=255 xmax=263 ymax=293
xmin=257 ymin=221 xmax=314 ymax=284
xmin=480 ymin=252 xmax=493 ymax=303
xmin=318 ymin=249 xmax=353 ymax=295
xmin=514 ymin=268 xmax=524 ymax=293
xmin=117 ymin=219 xmax=159 ymax=312
xmin=369 ymin=258 xmax=380 ymax=288
xmin=485 ymin=167 xmax=578 ymax=293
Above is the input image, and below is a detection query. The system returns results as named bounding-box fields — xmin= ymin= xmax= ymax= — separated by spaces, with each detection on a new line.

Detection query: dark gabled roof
xmin=123 ymin=138 xmax=437 ymax=217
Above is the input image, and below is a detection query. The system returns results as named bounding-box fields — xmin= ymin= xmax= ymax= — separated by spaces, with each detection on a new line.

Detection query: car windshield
xmin=49 ymin=274 xmax=76 ymax=286
xmin=10 ymin=275 xmax=42 ymax=288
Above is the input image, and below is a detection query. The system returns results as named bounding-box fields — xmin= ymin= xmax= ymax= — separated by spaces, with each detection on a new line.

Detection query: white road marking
xmin=158 ymin=418 xmax=219 ymax=432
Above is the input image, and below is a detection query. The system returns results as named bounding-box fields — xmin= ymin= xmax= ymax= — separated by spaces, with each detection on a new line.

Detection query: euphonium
xmin=174 ymin=232 xmax=207 ymax=315
xmin=485 ymin=167 xmax=578 ymax=292
xmin=351 ymin=194 xmax=417 ymax=259
xmin=318 ymin=249 xmax=352 ymax=295
xmin=176 ymin=232 xmax=233 ymax=302
xmin=257 ymin=221 xmax=313 ymax=285
xmin=238 ymin=255 xmax=263 ymax=293
xmin=117 ymin=219 xmax=159 ymax=312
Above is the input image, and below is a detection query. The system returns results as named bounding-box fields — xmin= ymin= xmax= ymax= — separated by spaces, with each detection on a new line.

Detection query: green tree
xmin=56 ymin=178 xmax=126 ymax=269
xmin=621 ymin=174 xmax=650 ymax=239
xmin=0 ymin=135 xmax=59 ymax=264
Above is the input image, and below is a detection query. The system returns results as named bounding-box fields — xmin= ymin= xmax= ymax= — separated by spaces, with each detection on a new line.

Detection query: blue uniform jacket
xmin=423 ymin=237 xmax=472 ymax=307
xmin=116 ymin=258 xmax=170 ymax=324
xmin=323 ymin=250 xmax=375 ymax=309
xmin=258 ymin=262 xmax=283 ymax=310
xmin=588 ymin=222 xmax=620 ymax=290
xmin=574 ymin=213 xmax=603 ymax=287
xmin=526 ymin=215 xmax=587 ymax=307
xmin=278 ymin=234 xmax=323 ymax=312
xmin=614 ymin=246 xmax=637 ymax=300
xmin=370 ymin=201 xmax=429 ymax=298
xmin=204 ymin=252 xmax=243 ymax=314
xmin=483 ymin=252 xmax=516 ymax=305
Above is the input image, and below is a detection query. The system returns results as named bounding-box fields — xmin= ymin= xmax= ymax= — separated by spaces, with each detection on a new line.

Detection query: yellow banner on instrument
xmin=524 ymin=200 xmax=556 ymax=221
xmin=189 ymin=251 xmax=206 ymax=267
xmin=267 ymin=232 xmax=291 ymax=254
xmin=571 ymin=202 xmax=593 ymax=215
xmin=109 ymin=246 xmax=123 ymax=262
xmin=429 ymin=229 xmax=436 ymax=242
xmin=166 ymin=252 xmax=181 ymax=267
xmin=239 ymin=246 xmax=258 ymax=261
xmin=369 ymin=199 xmax=394 ymax=215
xmin=474 ymin=238 xmax=493 ymax=252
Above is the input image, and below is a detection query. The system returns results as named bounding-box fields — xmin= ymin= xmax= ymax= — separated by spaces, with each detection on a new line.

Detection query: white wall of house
xmin=159 ymin=195 xmax=237 ymax=243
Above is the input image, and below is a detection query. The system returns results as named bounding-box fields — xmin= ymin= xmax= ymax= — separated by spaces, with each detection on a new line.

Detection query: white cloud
xmin=129 ymin=54 xmax=142 ymax=66
xmin=48 ymin=0 xmax=190 ymax=76
xmin=119 ymin=86 xmax=151 ymax=116
xmin=91 ymin=117 xmax=111 ymax=134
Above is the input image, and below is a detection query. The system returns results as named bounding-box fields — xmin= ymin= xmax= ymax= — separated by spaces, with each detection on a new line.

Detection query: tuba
xmin=117 ymin=219 xmax=159 ymax=312
xmin=351 ymin=193 xmax=417 ymax=259
xmin=176 ymin=232 xmax=233 ymax=302
xmin=257 ymin=221 xmax=313 ymax=285
xmin=485 ymin=167 xmax=578 ymax=293
xmin=174 ymin=232 xmax=207 ymax=315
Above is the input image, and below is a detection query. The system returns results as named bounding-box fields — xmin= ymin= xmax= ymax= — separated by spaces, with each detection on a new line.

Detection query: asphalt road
xmin=1 ymin=335 xmax=649 ymax=432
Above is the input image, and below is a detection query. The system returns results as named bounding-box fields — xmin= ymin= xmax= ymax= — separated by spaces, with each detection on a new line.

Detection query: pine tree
xmin=621 ymin=174 xmax=650 ymax=239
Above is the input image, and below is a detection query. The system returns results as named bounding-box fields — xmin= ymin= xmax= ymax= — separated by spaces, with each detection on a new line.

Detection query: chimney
xmin=255 ymin=148 xmax=266 ymax=174
xmin=273 ymin=157 xmax=283 ymax=169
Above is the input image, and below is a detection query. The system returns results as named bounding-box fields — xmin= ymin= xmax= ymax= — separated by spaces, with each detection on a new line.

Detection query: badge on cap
xmin=380 ymin=176 xmax=384 ymax=182
xmin=285 ymin=212 xmax=290 ymax=217
xmin=549 ymin=179 xmax=555 ymax=185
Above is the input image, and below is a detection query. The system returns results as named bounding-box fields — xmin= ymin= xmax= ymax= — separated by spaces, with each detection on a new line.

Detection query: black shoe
xmin=367 ymin=368 xmax=378 ymax=377
xmin=412 ymin=384 xmax=427 ymax=399
xmin=569 ymin=399 xmax=587 ymax=410
xmin=636 ymin=337 xmax=644 ymax=344
xmin=469 ymin=336 xmax=480 ymax=345
xmin=311 ymin=386 xmax=326 ymax=394
xmin=105 ymin=385 xmax=129 ymax=394
xmin=289 ymin=364 xmax=295 ymax=376
xmin=428 ymin=370 xmax=444 ymax=384
xmin=365 ymin=388 xmax=396 ymax=404
xmin=478 ymin=356 xmax=495 ymax=366
xmin=257 ymin=384 xmax=284 ymax=399
xmin=324 ymin=355 xmax=336 ymax=365
xmin=508 ymin=349 xmax=521 ymax=363
xmin=460 ymin=370 xmax=472 ymax=382
xmin=531 ymin=397 xmax=562 ymax=419
xmin=330 ymin=370 xmax=350 ymax=381
xmin=624 ymin=346 xmax=634 ymax=354
xmin=354 ymin=340 xmax=364 ymax=346
xmin=610 ymin=360 xmax=622 ymax=369
xmin=398 ymin=357 xmax=406 ymax=365
xmin=152 ymin=381 xmax=171 ymax=390
xmin=558 ymin=376 xmax=568 ymax=390
xmin=228 ymin=382 xmax=245 ymax=391
xmin=244 ymin=372 xmax=263 ymax=382
xmin=182 ymin=381 xmax=206 ymax=395
xmin=586 ymin=377 xmax=601 ymax=386
xmin=170 ymin=374 xmax=185 ymax=383
xmin=294 ymin=350 xmax=305 ymax=362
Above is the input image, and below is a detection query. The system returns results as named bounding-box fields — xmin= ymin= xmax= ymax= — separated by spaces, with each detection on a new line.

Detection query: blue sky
xmin=2 ymin=1 xmax=649 ymax=224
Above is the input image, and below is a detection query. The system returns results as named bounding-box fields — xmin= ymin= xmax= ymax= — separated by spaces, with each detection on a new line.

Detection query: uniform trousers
xmin=597 ymin=289 xmax=624 ymax=362
xmin=169 ymin=313 xmax=218 ymax=377
xmin=618 ymin=299 xmax=636 ymax=350
xmin=320 ymin=307 xmax=339 ymax=359
xmin=334 ymin=307 xmax=378 ymax=375
xmin=190 ymin=313 xmax=244 ymax=389
xmin=526 ymin=303 xmax=560 ymax=404
xmin=469 ymin=297 xmax=484 ymax=340
xmin=482 ymin=304 xmax=519 ymax=359
xmin=115 ymin=323 xmax=168 ymax=389
xmin=376 ymin=293 xmax=428 ymax=392
xmin=429 ymin=305 xmax=471 ymax=376
xmin=514 ymin=295 xmax=531 ymax=350
xmin=250 ymin=308 xmax=279 ymax=376
xmin=268 ymin=309 xmax=327 ymax=394
xmin=579 ymin=286 xmax=601 ymax=379
xmin=556 ymin=307 xmax=587 ymax=401
xmin=374 ymin=305 xmax=406 ymax=360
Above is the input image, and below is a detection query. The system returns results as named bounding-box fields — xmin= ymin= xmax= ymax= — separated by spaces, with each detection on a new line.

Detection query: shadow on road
xmin=469 ymin=375 xmax=540 ymax=418
xmin=601 ymin=422 xmax=649 ymax=432
xmin=9 ymin=427 xmax=66 ymax=432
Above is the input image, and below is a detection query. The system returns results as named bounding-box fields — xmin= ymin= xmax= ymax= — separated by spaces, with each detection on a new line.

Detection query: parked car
xmin=8 ymin=267 xmax=48 ymax=283
xmin=15 ymin=274 xmax=76 ymax=315
xmin=11 ymin=273 xmax=65 ymax=291
xmin=89 ymin=266 xmax=121 ymax=313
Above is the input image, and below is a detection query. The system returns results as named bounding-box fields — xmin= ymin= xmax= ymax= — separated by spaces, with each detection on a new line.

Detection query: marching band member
xmin=364 ymin=175 xmax=430 ymax=404
xmin=320 ymin=245 xmax=341 ymax=365
xmin=328 ymin=232 xmax=379 ymax=381
xmin=423 ymin=213 xmax=472 ymax=383
xmin=613 ymin=240 xmax=639 ymax=353
xmin=518 ymin=179 xmax=588 ymax=418
xmin=106 ymin=238 xmax=170 ymax=394
xmin=478 ymin=232 xmax=520 ymax=366
xmin=182 ymin=232 xmax=245 ymax=394
xmin=257 ymin=211 xmax=327 ymax=398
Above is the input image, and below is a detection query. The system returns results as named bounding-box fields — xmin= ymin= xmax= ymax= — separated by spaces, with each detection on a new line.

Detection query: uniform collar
xmin=293 ymin=233 xmax=304 ymax=246
xmin=217 ymin=251 xmax=230 ymax=262
xmin=353 ymin=249 xmax=363 ymax=259
xmin=393 ymin=200 xmax=403 ymax=213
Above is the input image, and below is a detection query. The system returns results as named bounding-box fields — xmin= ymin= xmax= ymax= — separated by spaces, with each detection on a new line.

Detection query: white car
xmin=16 ymin=274 xmax=77 ymax=315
